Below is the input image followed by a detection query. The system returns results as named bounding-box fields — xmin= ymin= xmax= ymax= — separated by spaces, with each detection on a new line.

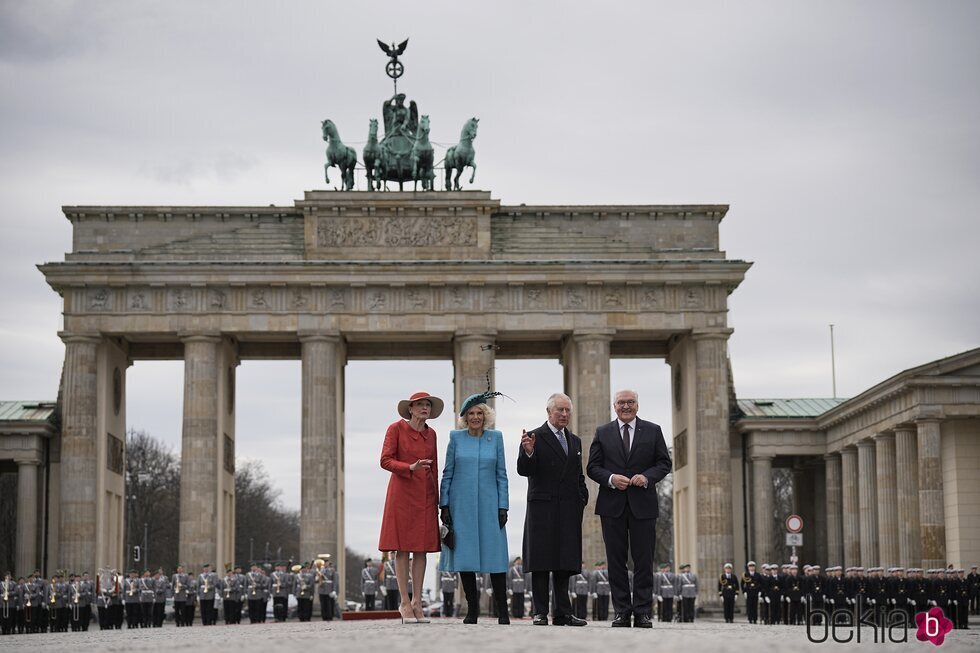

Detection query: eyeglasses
xmin=615 ymin=400 xmax=636 ymax=407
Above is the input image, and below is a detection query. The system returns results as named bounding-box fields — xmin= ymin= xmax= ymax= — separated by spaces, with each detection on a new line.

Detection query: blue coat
xmin=438 ymin=428 xmax=509 ymax=573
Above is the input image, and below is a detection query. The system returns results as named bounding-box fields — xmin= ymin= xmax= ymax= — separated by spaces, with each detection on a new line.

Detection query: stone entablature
xmin=61 ymin=191 xmax=732 ymax=263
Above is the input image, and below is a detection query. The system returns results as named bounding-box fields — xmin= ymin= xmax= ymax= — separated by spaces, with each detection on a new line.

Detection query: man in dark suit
xmin=518 ymin=392 xmax=589 ymax=626
xmin=587 ymin=389 xmax=672 ymax=628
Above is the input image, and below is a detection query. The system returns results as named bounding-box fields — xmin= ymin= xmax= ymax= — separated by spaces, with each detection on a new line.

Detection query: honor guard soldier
xmin=314 ymin=556 xmax=337 ymax=621
xmin=151 ymin=569 xmax=167 ymax=627
xmin=95 ymin=574 xmax=111 ymax=630
xmin=33 ymin=573 xmax=49 ymax=633
xmin=294 ymin=563 xmax=316 ymax=622
xmin=67 ymin=573 xmax=81 ymax=631
xmin=123 ymin=570 xmax=140 ymax=628
xmin=678 ymin=563 xmax=698 ymax=622
xmin=172 ymin=565 xmax=191 ymax=626
xmin=270 ymin=562 xmax=293 ymax=621
xmin=807 ymin=565 xmax=826 ymax=625
xmin=572 ymin=564 xmax=591 ymax=620
xmin=15 ymin=577 xmax=28 ymax=634
xmin=742 ymin=562 xmax=761 ymax=624
xmin=20 ymin=575 xmax=34 ymax=634
xmin=362 ymin=558 xmax=379 ymax=611
xmin=506 ymin=558 xmax=525 ymax=619
xmin=235 ymin=565 xmax=247 ymax=622
xmin=765 ymin=564 xmax=783 ymax=625
xmin=48 ymin=573 xmax=67 ymax=632
xmin=0 ymin=573 xmax=16 ymax=635
xmin=653 ymin=563 xmax=677 ymax=622
xmin=245 ymin=564 xmax=263 ymax=623
xmin=221 ymin=567 xmax=240 ymax=625
xmin=908 ymin=568 xmax=927 ymax=615
xmin=197 ymin=563 xmax=219 ymax=625
xmin=591 ymin=562 xmax=610 ymax=621
xmin=954 ymin=568 xmax=968 ymax=629
xmin=886 ymin=567 xmax=910 ymax=622
xmin=869 ymin=567 xmax=888 ymax=625
xmin=78 ymin=571 xmax=94 ymax=630
xmin=441 ymin=571 xmax=458 ymax=618
xmin=784 ymin=564 xmax=803 ymax=625
xmin=382 ymin=553 xmax=399 ymax=610
xmin=138 ymin=570 xmax=154 ymax=627
xmin=718 ymin=563 xmax=739 ymax=623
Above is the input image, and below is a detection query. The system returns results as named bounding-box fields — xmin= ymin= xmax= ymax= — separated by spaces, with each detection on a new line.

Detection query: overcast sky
xmin=2 ymin=1 xmax=978 ymax=592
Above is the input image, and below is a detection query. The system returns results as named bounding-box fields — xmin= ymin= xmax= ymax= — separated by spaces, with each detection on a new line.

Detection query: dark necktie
xmin=556 ymin=429 xmax=568 ymax=454
xmin=622 ymin=423 xmax=631 ymax=455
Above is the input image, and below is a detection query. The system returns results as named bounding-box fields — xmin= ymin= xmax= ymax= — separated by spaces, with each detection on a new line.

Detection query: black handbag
xmin=441 ymin=524 xmax=455 ymax=550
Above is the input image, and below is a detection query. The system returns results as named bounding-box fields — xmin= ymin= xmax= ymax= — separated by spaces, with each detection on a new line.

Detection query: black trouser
xmin=0 ymin=607 xmax=11 ymax=634
xmin=248 ymin=599 xmax=263 ymax=623
xmin=174 ymin=601 xmax=186 ymax=626
xmin=681 ymin=597 xmax=695 ymax=622
xmin=769 ymin=595 xmax=782 ymax=623
xmin=140 ymin=601 xmax=152 ymax=627
xmin=601 ymin=507 xmax=656 ymax=619
xmin=595 ymin=595 xmax=609 ymax=621
xmin=511 ymin=592 xmax=523 ymax=618
xmin=659 ymin=595 xmax=673 ymax=622
xmin=722 ymin=593 xmax=735 ymax=622
xmin=318 ymin=594 xmax=335 ymax=621
xmin=574 ymin=594 xmax=588 ymax=619
xmin=152 ymin=602 xmax=164 ymax=627
xmin=789 ymin=599 xmax=802 ymax=625
xmin=531 ymin=571 xmax=573 ymax=619
xmin=297 ymin=598 xmax=313 ymax=622
xmin=203 ymin=599 xmax=218 ymax=625
xmin=444 ymin=592 xmax=455 ymax=617
xmin=384 ymin=588 xmax=400 ymax=610
xmin=364 ymin=594 xmax=375 ymax=611
xmin=124 ymin=602 xmax=138 ymax=628
xmin=273 ymin=596 xmax=288 ymax=621
xmin=746 ymin=592 xmax=759 ymax=623
xmin=223 ymin=599 xmax=236 ymax=624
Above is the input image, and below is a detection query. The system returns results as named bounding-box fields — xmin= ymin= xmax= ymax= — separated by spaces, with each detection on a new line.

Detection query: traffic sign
xmin=786 ymin=533 xmax=803 ymax=546
xmin=785 ymin=514 xmax=803 ymax=533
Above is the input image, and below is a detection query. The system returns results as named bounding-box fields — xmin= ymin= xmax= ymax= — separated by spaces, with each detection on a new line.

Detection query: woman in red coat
xmin=379 ymin=391 xmax=443 ymax=623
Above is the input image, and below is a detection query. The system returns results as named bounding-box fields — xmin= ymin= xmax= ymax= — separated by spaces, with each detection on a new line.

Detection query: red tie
xmin=622 ymin=423 xmax=631 ymax=454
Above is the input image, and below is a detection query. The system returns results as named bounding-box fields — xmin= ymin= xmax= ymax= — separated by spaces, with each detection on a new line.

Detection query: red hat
xmin=397 ymin=391 xmax=444 ymax=420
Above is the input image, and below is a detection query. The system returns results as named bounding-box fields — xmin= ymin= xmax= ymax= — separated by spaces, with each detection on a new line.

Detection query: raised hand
xmin=521 ymin=429 xmax=536 ymax=455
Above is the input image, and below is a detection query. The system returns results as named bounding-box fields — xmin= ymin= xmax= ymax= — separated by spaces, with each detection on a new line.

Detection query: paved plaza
xmin=3 ymin=617 xmax=979 ymax=652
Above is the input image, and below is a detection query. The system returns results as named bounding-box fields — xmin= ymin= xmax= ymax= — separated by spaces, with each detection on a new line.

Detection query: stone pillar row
xmin=827 ymin=423 xmax=945 ymax=571
xmin=752 ymin=455 xmax=774 ymax=564
xmin=16 ymin=460 xmax=40 ymax=578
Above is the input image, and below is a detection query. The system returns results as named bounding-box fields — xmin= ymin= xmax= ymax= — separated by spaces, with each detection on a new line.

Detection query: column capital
xmin=839 ymin=444 xmax=858 ymax=455
xmin=178 ymin=332 xmax=222 ymax=344
xmin=823 ymin=452 xmax=841 ymax=462
xmin=298 ymin=330 xmax=341 ymax=343
xmin=750 ymin=453 xmax=774 ymax=463
xmin=15 ymin=458 xmax=42 ymax=467
xmin=873 ymin=432 xmax=895 ymax=443
xmin=893 ymin=423 xmax=917 ymax=435
xmin=571 ymin=329 xmax=615 ymax=342
xmin=914 ymin=415 xmax=943 ymax=425
xmin=454 ymin=329 xmax=497 ymax=340
xmin=58 ymin=331 xmax=102 ymax=345
xmin=856 ymin=439 xmax=875 ymax=450
xmin=691 ymin=328 xmax=734 ymax=341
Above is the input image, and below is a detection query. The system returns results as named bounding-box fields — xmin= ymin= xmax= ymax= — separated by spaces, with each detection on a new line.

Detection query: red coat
xmin=378 ymin=419 xmax=441 ymax=553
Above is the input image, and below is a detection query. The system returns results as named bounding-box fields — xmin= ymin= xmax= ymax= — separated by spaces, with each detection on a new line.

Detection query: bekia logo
xmin=915 ymin=607 xmax=953 ymax=647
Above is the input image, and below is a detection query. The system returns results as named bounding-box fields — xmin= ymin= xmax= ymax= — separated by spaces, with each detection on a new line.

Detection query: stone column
xmin=178 ymin=334 xmax=221 ymax=568
xmin=894 ymin=425 xmax=921 ymax=569
xmin=812 ymin=461 xmax=828 ymax=566
xmin=824 ymin=453 xmax=843 ymax=567
xmin=299 ymin=333 xmax=344 ymax=565
xmin=840 ymin=446 xmax=860 ymax=567
xmin=453 ymin=331 xmax=496 ymax=413
xmin=874 ymin=433 xmax=899 ymax=567
xmin=916 ymin=419 xmax=946 ymax=568
xmin=693 ymin=330 xmax=734 ymax=605
xmin=751 ymin=455 xmax=774 ymax=563
xmin=566 ymin=330 xmax=612 ymax=570
xmin=16 ymin=460 xmax=40 ymax=577
xmin=59 ymin=334 xmax=102 ymax=573
xmin=856 ymin=440 xmax=878 ymax=567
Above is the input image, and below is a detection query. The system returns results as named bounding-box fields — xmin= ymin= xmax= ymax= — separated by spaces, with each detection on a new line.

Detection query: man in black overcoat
xmin=518 ymin=392 xmax=589 ymax=626
xmin=587 ymin=389 xmax=672 ymax=628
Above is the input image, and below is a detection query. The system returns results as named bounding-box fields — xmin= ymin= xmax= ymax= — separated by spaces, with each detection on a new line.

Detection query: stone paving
xmin=3 ymin=616 xmax=979 ymax=652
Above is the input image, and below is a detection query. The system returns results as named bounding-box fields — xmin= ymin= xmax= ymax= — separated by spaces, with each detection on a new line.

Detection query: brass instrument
xmin=175 ymin=575 xmax=183 ymax=596
xmin=71 ymin=580 xmax=81 ymax=623
xmin=1 ymin=575 xmax=10 ymax=620
xmin=128 ymin=578 xmax=136 ymax=597
xmin=224 ymin=577 xmax=232 ymax=600
xmin=248 ymin=572 xmax=257 ymax=597
xmin=50 ymin=578 xmax=57 ymax=605
xmin=203 ymin=574 xmax=210 ymax=595
xmin=274 ymin=572 xmax=281 ymax=595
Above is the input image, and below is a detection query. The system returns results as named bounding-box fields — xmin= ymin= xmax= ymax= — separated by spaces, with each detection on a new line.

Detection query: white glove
xmin=591 ymin=593 xmax=598 ymax=599
xmin=507 ymin=590 xmax=513 ymax=596
xmin=764 ymin=597 xmax=770 ymax=604
xmin=486 ymin=588 xmax=493 ymax=596
xmin=656 ymin=595 xmax=663 ymax=603
xmin=330 ymin=591 xmax=337 ymax=599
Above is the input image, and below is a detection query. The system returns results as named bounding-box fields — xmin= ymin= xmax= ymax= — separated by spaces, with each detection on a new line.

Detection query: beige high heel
xmin=399 ymin=603 xmax=418 ymax=624
xmin=412 ymin=602 xmax=430 ymax=624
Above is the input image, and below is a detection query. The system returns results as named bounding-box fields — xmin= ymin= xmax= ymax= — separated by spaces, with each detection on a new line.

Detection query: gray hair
xmin=613 ymin=389 xmax=639 ymax=404
xmin=457 ymin=402 xmax=496 ymax=429
xmin=546 ymin=392 xmax=572 ymax=411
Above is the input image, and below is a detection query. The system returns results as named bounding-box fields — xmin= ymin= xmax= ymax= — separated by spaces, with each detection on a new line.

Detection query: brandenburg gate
xmin=38 ymin=190 xmax=751 ymax=603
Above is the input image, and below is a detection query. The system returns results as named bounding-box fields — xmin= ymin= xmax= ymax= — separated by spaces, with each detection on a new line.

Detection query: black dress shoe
xmin=554 ymin=614 xmax=587 ymax=626
xmin=533 ymin=614 xmax=549 ymax=626
xmin=611 ymin=612 xmax=632 ymax=627
xmin=634 ymin=614 xmax=653 ymax=628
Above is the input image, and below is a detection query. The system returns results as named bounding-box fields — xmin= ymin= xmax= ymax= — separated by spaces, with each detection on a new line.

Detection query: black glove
xmin=440 ymin=506 xmax=452 ymax=526
xmin=498 ymin=509 xmax=508 ymax=529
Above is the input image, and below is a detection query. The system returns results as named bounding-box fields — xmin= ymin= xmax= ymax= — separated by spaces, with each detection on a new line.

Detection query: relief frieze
xmin=315 ymin=216 xmax=477 ymax=248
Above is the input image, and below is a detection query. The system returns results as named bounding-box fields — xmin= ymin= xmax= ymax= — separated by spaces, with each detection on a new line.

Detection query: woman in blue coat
xmin=439 ymin=393 xmax=510 ymax=624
